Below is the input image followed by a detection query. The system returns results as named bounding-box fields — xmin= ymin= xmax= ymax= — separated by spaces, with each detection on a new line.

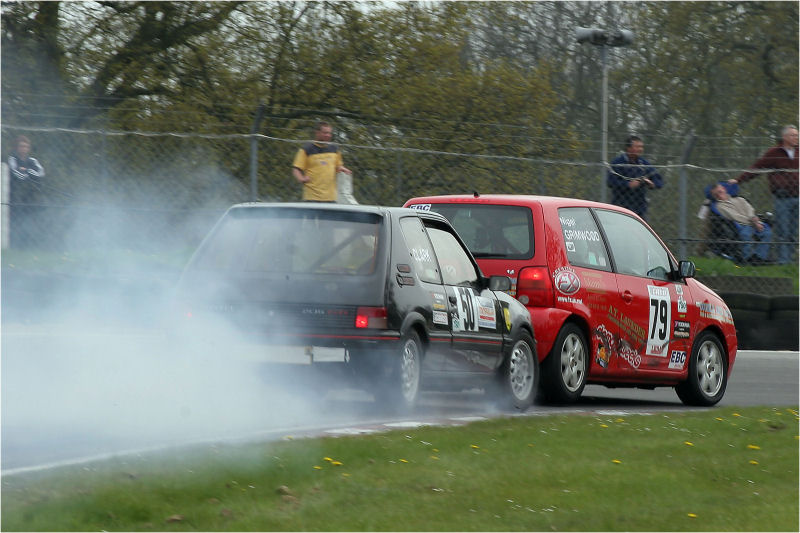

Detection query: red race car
xmin=404 ymin=194 xmax=737 ymax=406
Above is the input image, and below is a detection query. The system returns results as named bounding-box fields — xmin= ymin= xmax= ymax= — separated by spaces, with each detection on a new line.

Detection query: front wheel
xmin=542 ymin=323 xmax=588 ymax=404
xmin=675 ymin=331 xmax=727 ymax=406
xmin=497 ymin=330 xmax=538 ymax=410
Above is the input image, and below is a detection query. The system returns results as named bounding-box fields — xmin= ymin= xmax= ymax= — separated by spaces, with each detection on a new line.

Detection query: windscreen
xmin=424 ymin=204 xmax=533 ymax=259
xmin=190 ymin=208 xmax=382 ymax=276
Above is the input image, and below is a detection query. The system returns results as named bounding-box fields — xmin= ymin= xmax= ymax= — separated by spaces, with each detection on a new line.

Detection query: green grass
xmin=0 ymin=247 xmax=192 ymax=275
xmin=690 ymin=255 xmax=799 ymax=293
xmin=2 ymin=407 xmax=798 ymax=531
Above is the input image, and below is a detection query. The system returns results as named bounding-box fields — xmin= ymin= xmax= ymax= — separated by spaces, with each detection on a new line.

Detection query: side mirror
xmin=488 ymin=275 xmax=512 ymax=291
xmin=678 ymin=260 xmax=696 ymax=279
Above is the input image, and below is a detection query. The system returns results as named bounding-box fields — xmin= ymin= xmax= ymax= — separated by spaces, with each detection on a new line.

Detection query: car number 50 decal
xmin=451 ymin=286 xmax=479 ymax=332
xmin=646 ymin=285 xmax=671 ymax=357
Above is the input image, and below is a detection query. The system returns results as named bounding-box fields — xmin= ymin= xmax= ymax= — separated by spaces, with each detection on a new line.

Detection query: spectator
xmin=8 ymin=135 xmax=45 ymax=183
xmin=607 ymin=135 xmax=664 ymax=220
xmin=733 ymin=125 xmax=798 ymax=264
xmin=7 ymin=135 xmax=45 ymax=248
xmin=292 ymin=121 xmax=351 ymax=202
xmin=708 ymin=181 xmax=772 ymax=264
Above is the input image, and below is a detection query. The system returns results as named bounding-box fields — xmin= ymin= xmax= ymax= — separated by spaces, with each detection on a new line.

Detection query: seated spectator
xmin=706 ymin=181 xmax=772 ymax=265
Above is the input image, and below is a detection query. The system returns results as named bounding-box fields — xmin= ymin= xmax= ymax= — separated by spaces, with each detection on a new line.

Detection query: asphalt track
xmin=2 ymin=325 xmax=797 ymax=475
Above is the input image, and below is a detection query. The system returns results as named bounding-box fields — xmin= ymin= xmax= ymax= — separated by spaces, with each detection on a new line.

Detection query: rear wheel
xmin=675 ymin=331 xmax=727 ymax=406
xmin=375 ymin=330 xmax=423 ymax=412
xmin=542 ymin=323 xmax=588 ymax=404
xmin=497 ymin=330 xmax=538 ymax=410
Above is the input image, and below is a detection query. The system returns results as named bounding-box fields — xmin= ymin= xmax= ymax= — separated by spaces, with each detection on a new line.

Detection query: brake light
xmin=355 ymin=307 xmax=388 ymax=329
xmin=516 ymin=266 xmax=553 ymax=308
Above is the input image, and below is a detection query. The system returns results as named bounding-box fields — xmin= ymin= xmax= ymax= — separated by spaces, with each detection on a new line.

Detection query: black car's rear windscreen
xmin=190 ymin=208 xmax=383 ymax=275
xmin=427 ymin=204 xmax=534 ymax=259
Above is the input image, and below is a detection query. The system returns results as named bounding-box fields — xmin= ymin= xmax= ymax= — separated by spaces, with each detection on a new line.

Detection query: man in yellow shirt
xmin=292 ymin=121 xmax=352 ymax=202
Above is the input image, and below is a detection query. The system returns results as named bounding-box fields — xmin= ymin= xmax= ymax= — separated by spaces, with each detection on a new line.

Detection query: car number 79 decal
xmin=646 ymin=285 xmax=671 ymax=356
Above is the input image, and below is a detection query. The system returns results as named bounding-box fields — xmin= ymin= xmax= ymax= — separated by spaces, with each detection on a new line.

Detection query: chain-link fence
xmin=2 ymin=125 xmax=797 ymax=296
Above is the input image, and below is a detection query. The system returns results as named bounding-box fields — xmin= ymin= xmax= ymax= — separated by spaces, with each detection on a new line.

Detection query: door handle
xmin=621 ymin=290 xmax=633 ymax=303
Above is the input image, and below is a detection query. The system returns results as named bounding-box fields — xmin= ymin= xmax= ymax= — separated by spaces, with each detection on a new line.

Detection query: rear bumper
xmin=171 ymin=323 xmax=402 ymax=362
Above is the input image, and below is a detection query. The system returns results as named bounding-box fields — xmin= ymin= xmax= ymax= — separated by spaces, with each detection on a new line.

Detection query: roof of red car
xmin=404 ymin=194 xmax=634 ymax=214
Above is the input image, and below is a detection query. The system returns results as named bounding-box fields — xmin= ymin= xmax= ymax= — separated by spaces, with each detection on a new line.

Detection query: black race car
xmin=173 ymin=203 xmax=537 ymax=411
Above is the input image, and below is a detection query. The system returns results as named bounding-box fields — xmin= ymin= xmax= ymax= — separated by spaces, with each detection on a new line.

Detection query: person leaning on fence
xmin=292 ymin=121 xmax=351 ymax=202
xmin=707 ymin=181 xmax=772 ymax=265
xmin=606 ymin=135 xmax=664 ymax=220
xmin=7 ymin=135 xmax=45 ymax=248
xmin=730 ymin=125 xmax=798 ymax=265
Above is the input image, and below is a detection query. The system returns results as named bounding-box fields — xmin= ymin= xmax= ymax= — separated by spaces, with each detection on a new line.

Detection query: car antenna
xmin=473 ymin=191 xmax=480 ymax=198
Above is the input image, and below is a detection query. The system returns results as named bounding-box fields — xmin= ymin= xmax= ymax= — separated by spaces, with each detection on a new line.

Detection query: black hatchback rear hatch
xmin=174 ymin=204 xmax=390 ymax=343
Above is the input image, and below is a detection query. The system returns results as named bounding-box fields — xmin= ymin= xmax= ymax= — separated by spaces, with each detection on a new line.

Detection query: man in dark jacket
xmin=734 ymin=125 xmax=798 ymax=264
xmin=607 ymin=135 xmax=664 ymax=220
xmin=7 ymin=135 xmax=45 ymax=248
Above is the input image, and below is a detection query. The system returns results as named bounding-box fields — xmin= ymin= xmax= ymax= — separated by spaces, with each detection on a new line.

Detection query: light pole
xmin=576 ymin=27 xmax=634 ymax=203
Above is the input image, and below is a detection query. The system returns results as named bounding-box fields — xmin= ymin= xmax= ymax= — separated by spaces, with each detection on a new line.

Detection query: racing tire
xmin=542 ymin=323 xmax=588 ymax=404
xmin=496 ymin=330 xmax=538 ymax=411
xmin=376 ymin=330 xmax=423 ymax=412
xmin=675 ymin=331 xmax=727 ymax=406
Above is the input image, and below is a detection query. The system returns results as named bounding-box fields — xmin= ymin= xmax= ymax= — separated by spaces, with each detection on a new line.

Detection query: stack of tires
xmin=720 ymin=293 xmax=799 ymax=350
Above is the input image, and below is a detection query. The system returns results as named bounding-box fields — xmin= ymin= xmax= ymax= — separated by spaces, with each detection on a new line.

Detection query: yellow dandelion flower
xmin=615 ymin=418 xmax=625 ymax=423
xmin=600 ymin=424 xmax=609 ymax=428
xmin=342 ymin=473 xmax=351 ymax=477
xmin=430 ymin=456 xmax=440 ymax=460
xmin=688 ymin=513 xmax=697 ymax=518
xmin=612 ymin=459 xmax=622 ymax=464
xmin=433 ymin=448 xmax=439 ymax=452
xmin=747 ymin=444 xmax=761 ymax=450
xmin=733 ymin=413 xmax=741 ymax=417
xmin=749 ymin=460 xmax=759 ymax=465
xmin=471 ymin=444 xmax=480 ymax=449
xmin=332 ymin=461 xmax=343 ymax=466
xmin=527 ymin=443 xmax=534 ymax=447
xmin=684 ymin=441 xmax=694 ymax=446
xmin=400 ymin=459 xmax=409 ymax=463
xmin=313 ymin=465 xmax=323 ymax=470
xmin=715 ymin=417 xmax=724 ymax=421
xmin=323 ymin=457 xmax=333 ymax=462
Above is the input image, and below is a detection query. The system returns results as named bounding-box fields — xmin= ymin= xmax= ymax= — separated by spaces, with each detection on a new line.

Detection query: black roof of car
xmin=227 ymin=202 xmax=450 ymax=222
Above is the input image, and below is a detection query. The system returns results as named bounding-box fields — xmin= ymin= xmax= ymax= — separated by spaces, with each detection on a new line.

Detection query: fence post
xmin=1 ymin=163 xmax=8 ymax=250
xmin=250 ymin=103 xmax=266 ymax=202
xmin=678 ymin=132 xmax=696 ymax=259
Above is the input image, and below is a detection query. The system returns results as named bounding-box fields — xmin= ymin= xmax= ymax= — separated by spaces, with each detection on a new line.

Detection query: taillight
xmin=516 ymin=266 xmax=553 ymax=307
xmin=355 ymin=307 xmax=388 ymax=329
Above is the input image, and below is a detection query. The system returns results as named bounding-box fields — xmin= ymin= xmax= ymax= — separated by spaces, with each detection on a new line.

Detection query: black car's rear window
xmin=423 ymin=204 xmax=533 ymax=259
xmin=190 ymin=208 xmax=382 ymax=275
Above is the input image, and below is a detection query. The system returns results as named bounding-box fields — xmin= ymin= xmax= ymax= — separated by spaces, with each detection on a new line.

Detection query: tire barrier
xmin=720 ymin=292 xmax=798 ymax=351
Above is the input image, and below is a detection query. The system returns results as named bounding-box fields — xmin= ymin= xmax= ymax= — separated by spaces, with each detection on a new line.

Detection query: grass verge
xmin=2 ymin=406 xmax=798 ymax=531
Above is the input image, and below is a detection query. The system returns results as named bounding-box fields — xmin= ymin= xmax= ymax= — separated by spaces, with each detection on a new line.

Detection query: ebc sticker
xmin=646 ymin=286 xmax=671 ymax=357
xmin=450 ymin=286 xmax=480 ymax=332
xmin=408 ymin=204 xmax=431 ymax=211
xmin=668 ymin=350 xmax=687 ymax=370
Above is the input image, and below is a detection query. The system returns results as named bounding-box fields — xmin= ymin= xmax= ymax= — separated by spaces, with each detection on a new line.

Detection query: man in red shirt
xmin=734 ymin=125 xmax=798 ymax=264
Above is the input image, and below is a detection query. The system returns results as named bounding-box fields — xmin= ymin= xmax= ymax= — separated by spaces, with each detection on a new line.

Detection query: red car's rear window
xmin=419 ymin=203 xmax=534 ymax=260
